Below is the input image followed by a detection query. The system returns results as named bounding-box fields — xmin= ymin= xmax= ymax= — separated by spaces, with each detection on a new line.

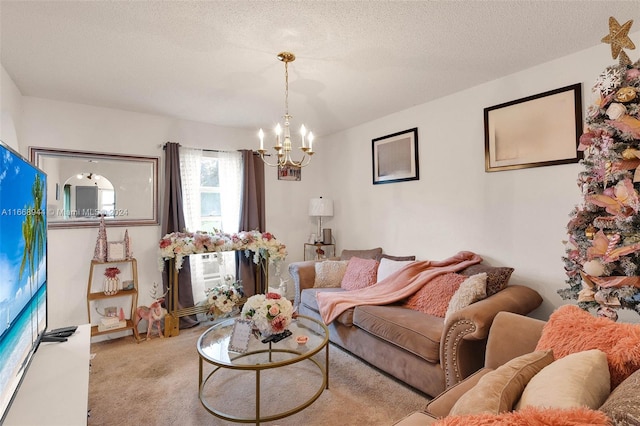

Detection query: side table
xmin=304 ymin=243 xmax=335 ymax=260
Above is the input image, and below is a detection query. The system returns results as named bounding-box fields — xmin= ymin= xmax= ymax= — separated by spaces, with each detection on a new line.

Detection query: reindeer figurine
xmin=134 ymin=283 xmax=167 ymax=340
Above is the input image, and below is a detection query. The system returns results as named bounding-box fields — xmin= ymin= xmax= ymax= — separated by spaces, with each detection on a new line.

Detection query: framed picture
xmin=372 ymin=128 xmax=419 ymax=185
xmin=277 ymin=164 xmax=301 ymax=181
xmin=484 ymin=83 xmax=583 ymax=172
xmin=107 ymin=241 xmax=126 ymax=261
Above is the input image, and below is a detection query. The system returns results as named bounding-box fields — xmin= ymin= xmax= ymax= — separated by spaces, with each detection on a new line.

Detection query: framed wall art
xmin=372 ymin=127 xmax=419 ymax=185
xmin=484 ymin=83 xmax=583 ymax=172
xmin=277 ymin=164 xmax=301 ymax=181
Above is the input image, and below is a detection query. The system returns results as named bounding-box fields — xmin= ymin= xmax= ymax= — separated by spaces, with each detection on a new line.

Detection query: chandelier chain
xmin=284 ymin=61 xmax=289 ymax=116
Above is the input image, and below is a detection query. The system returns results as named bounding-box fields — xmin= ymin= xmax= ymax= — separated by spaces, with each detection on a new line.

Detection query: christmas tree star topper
xmin=601 ymin=17 xmax=635 ymax=65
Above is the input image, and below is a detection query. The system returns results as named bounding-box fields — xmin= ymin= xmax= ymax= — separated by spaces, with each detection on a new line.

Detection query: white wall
xmin=17 ymin=97 xmax=255 ymax=332
xmin=1 ymin=65 xmax=22 ymax=150
xmin=272 ymin=32 xmax=640 ymax=323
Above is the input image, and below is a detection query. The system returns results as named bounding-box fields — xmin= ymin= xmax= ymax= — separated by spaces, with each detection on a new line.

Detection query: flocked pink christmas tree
xmin=562 ymin=17 xmax=640 ymax=320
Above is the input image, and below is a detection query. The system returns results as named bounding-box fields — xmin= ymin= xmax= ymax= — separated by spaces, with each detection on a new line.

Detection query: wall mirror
xmin=29 ymin=147 xmax=159 ymax=228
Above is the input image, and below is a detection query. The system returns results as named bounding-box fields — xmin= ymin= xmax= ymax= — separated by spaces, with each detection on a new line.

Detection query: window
xmin=180 ymin=148 xmax=243 ymax=304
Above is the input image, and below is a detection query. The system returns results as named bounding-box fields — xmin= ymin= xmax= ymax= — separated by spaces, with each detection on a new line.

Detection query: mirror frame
xmin=29 ymin=147 xmax=159 ymax=228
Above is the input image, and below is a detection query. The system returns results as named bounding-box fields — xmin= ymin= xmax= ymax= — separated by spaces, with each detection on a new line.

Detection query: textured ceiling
xmin=1 ymin=1 xmax=639 ymax=137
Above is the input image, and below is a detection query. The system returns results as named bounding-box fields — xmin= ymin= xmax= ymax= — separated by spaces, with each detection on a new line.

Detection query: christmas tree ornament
xmin=93 ymin=216 xmax=108 ymax=261
xmin=124 ymin=229 xmax=132 ymax=259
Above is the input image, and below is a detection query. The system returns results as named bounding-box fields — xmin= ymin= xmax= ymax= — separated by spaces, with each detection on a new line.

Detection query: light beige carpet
xmin=88 ymin=324 xmax=429 ymax=425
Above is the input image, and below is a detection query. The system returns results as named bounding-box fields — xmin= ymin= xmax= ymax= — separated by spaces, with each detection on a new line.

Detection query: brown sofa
xmin=393 ymin=310 xmax=640 ymax=425
xmin=288 ymin=257 xmax=543 ymax=397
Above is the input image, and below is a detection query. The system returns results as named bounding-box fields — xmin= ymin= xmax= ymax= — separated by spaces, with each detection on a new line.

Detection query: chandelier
xmin=258 ymin=52 xmax=314 ymax=168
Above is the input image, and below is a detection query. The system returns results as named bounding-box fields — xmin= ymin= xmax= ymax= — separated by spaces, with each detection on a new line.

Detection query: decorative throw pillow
xmin=376 ymin=258 xmax=415 ymax=283
xmin=313 ymin=260 xmax=349 ymax=288
xmin=434 ymin=406 xmax=612 ymax=426
xmin=444 ymin=273 xmax=487 ymax=321
xmin=340 ymin=248 xmax=382 ymax=261
xmin=516 ymin=349 xmax=610 ymax=410
xmin=375 ymin=253 xmax=416 ymax=262
xmin=600 ymin=368 xmax=640 ymax=425
xmin=449 ymin=350 xmax=554 ymax=415
xmin=459 ymin=264 xmax=514 ymax=296
xmin=340 ymin=257 xmax=379 ymax=291
xmin=402 ymin=273 xmax=466 ymax=317
xmin=535 ymin=304 xmax=640 ymax=389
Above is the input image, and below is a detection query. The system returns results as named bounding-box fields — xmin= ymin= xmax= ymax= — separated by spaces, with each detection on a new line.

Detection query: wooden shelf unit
xmin=86 ymin=258 xmax=139 ymax=339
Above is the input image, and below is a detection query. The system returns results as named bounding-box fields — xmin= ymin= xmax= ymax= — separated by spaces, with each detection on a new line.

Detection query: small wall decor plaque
xmin=107 ymin=241 xmax=126 ymax=261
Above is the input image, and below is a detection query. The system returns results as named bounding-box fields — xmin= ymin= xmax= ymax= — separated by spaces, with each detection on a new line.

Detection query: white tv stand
xmin=4 ymin=324 xmax=90 ymax=425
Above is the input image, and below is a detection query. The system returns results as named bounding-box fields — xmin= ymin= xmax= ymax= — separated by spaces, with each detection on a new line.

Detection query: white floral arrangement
xmin=205 ymin=282 xmax=244 ymax=315
xmin=158 ymin=230 xmax=287 ymax=271
xmin=241 ymin=292 xmax=294 ymax=336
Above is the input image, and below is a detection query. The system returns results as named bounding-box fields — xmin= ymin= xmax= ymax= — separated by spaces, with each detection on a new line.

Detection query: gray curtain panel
xmin=236 ymin=150 xmax=266 ymax=297
xmin=161 ymin=142 xmax=198 ymax=328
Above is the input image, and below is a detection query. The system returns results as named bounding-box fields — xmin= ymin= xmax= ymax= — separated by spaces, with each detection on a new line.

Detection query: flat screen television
xmin=0 ymin=141 xmax=47 ymax=423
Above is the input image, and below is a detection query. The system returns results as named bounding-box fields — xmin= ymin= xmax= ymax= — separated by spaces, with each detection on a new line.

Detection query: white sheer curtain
xmin=179 ymin=147 xmax=202 ymax=231
xmin=218 ymin=151 xmax=242 ymax=234
xmin=179 ymin=147 xmax=243 ymax=305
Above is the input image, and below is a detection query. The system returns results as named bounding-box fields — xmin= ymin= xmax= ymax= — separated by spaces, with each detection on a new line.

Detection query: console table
xmin=4 ymin=324 xmax=91 ymax=425
xmin=163 ymin=254 xmax=268 ymax=338
xmin=159 ymin=230 xmax=287 ymax=338
xmin=304 ymin=243 xmax=335 ymax=260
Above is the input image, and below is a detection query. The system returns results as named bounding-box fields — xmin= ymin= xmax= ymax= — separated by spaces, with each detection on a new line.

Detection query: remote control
xmin=261 ymin=329 xmax=292 ymax=344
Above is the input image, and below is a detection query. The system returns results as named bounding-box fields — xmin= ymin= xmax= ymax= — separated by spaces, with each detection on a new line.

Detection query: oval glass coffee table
xmin=197 ymin=314 xmax=329 ymax=425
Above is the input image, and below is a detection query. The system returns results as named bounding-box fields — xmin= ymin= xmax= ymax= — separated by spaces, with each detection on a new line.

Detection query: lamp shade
xmin=308 ymin=198 xmax=334 ymax=217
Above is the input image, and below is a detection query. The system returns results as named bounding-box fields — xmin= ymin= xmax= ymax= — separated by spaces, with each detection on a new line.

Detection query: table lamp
xmin=308 ymin=197 xmax=334 ymax=244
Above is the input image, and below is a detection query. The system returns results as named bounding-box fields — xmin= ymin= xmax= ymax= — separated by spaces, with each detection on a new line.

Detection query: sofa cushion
xmin=516 ymin=349 xmax=610 ymax=410
xmin=600 ymin=368 xmax=640 ymax=425
xmin=314 ymin=260 xmax=349 ymax=288
xmin=535 ymin=304 xmax=640 ymax=388
xmin=444 ymin=273 xmax=487 ymax=321
xmin=459 ymin=264 xmax=514 ymax=296
xmin=300 ymin=288 xmax=354 ymax=326
xmin=341 ymin=257 xmax=379 ymax=290
xmin=340 ymin=247 xmax=383 ymax=260
xmin=433 ymin=406 xmax=612 ymax=426
xmin=353 ymin=305 xmax=444 ymax=363
xmin=377 ymin=258 xmax=415 ymax=282
xmin=449 ymin=350 xmax=554 ymax=415
xmin=403 ymin=273 xmax=466 ymax=317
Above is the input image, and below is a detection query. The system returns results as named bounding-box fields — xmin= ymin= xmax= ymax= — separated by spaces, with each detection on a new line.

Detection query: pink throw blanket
xmin=317 ymin=251 xmax=483 ymax=324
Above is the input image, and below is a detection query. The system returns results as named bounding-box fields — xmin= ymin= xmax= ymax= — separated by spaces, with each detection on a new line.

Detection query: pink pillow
xmin=433 ymin=406 xmax=611 ymax=426
xmin=535 ymin=304 xmax=640 ymax=389
xmin=403 ymin=273 xmax=466 ymax=317
xmin=341 ymin=257 xmax=379 ymax=290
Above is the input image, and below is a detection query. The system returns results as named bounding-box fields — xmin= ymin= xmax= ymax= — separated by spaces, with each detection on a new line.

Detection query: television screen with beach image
xmin=0 ymin=141 xmax=47 ymax=422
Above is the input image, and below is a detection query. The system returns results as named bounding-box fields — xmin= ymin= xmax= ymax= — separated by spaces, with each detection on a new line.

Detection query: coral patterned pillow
xmin=403 ymin=273 xmax=467 ymax=317
xmin=340 ymin=257 xmax=379 ymax=291
xmin=535 ymin=304 xmax=640 ymax=389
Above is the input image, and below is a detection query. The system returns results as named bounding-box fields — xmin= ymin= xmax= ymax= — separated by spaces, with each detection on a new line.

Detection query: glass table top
xmin=197 ymin=314 xmax=328 ymax=367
